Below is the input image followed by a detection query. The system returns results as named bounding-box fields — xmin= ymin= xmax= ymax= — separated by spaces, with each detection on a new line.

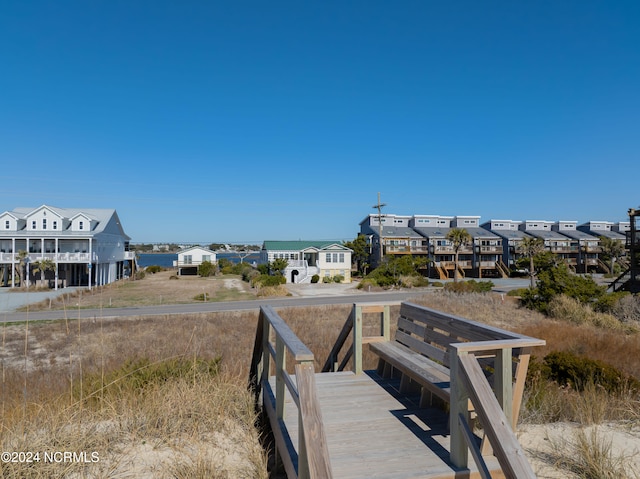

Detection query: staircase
xmin=496 ymin=259 xmax=509 ymax=278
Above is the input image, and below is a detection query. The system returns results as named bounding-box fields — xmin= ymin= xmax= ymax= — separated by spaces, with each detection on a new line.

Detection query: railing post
xmin=449 ymin=347 xmax=469 ymax=468
xmin=381 ymin=305 xmax=390 ymax=341
xmin=276 ymin=335 xmax=286 ymax=420
xmin=352 ymin=305 xmax=363 ymax=374
xmin=494 ymin=347 xmax=513 ymax=425
xmin=261 ymin=313 xmax=271 ymax=398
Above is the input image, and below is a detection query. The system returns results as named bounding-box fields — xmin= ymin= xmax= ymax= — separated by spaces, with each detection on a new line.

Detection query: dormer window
xmin=53 ymin=221 xmax=57 ymax=230
xmin=43 ymin=219 xmax=47 ymax=229
xmin=4 ymin=220 xmax=9 ymax=229
xmin=79 ymin=221 xmax=84 ymax=230
xmin=32 ymin=220 xmax=37 ymax=229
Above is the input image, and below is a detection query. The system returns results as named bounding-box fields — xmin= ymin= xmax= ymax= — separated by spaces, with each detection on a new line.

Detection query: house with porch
xmin=0 ymin=205 xmax=134 ymax=289
xmin=174 ymin=246 xmax=217 ymax=275
xmin=260 ymin=241 xmax=352 ymax=283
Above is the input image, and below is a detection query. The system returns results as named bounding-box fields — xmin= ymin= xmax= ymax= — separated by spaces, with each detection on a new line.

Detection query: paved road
xmin=0 ymin=289 xmax=435 ymax=323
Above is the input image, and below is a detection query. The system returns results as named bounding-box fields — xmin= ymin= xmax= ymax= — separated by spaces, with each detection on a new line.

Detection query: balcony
xmin=386 ymin=245 xmax=429 ymax=254
xmin=0 ymin=252 xmax=97 ymax=263
xmin=479 ymin=245 xmax=502 ymax=253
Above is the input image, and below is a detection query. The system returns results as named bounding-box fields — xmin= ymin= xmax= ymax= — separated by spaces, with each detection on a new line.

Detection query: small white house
xmin=174 ymin=246 xmax=217 ymax=275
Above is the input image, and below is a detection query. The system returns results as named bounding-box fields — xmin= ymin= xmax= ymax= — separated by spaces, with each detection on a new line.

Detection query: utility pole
xmin=372 ymin=192 xmax=386 ymax=266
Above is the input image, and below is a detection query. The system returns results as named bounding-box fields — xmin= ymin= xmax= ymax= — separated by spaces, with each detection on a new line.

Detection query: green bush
xmin=253 ymin=274 xmax=286 ymax=287
xmin=146 ymin=265 xmax=164 ymax=274
xmin=333 ymin=275 xmax=344 ymax=283
xmin=537 ymin=351 xmax=640 ymax=394
xmin=322 ymin=276 xmax=333 ymax=283
xmin=242 ymin=268 xmax=260 ymax=283
xmin=311 ymin=274 xmax=320 ymax=283
xmin=198 ymin=260 xmax=216 ymax=277
xmin=398 ymin=275 xmax=429 ymax=288
xmin=507 ymin=288 xmax=530 ymax=297
xmin=444 ymin=279 xmax=494 ymax=294
xmin=430 ymin=281 xmax=444 ymax=288
xmin=525 ymin=264 xmax=606 ymax=314
xmin=357 ymin=278 xmax=378 ymax=289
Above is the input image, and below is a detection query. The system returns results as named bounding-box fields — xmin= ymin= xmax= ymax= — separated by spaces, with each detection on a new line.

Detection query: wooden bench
xmin=368 ymin=302 xmax=545 ymax=429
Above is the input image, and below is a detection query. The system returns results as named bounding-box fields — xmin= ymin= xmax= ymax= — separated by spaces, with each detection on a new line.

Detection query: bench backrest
xmin=395 ymin=302 xmax=524 ymax=370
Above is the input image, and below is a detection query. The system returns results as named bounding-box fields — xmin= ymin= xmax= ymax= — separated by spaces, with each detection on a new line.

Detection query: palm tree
xmin=518 ymin=237 xmax=545 ymax=288
xmin=15 ymin=250 xmax=29 ymax=287
xmin=446 ymin=228 xmax=471 ymax=282
xmin=32 ymin=258 xmax=56 ymax=288
xmin=599 ymin=236 xmax=625 ymax=275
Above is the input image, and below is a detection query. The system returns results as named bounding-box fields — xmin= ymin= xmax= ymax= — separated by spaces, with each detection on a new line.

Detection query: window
xmin=326 ymin=253 xmax=332 ymax=263
xmin=79 ymin=221 xmax=84 ymax=230
xmin=333 ymin=253 xmax=338 ymax=262
xmin=4 ymin=220 xmax=9 ymax=229
xmin=43 ymin=219 xmax=47 ymax=229
xmin=53 ymin=221 xmax=57 ymax=230
xmin=339 ymin=253 xmax=344 ymax=263
xmin=32 ymin=221 xmax=36 ymax=229
xmin=202 ymin=255 xmax=210 ymax=262
xmin=184 ymin=255 xmax=192 ymax=264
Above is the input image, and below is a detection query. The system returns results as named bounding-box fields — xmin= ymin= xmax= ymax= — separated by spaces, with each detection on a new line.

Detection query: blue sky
xmin=1 ymin=1 xmax=638 ymax=244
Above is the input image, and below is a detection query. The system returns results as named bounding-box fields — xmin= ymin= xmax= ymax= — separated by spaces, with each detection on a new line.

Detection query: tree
xmin=270 ymin=258 xmax=288 ymax=276
xmin=32 ymin=258 xmax=56 ymax=287
xmin=15 ymin=250 xmax=29 ymax=287
xmin=344 ymin=234 xmax=369 ymax=275
xmin=518 ymin=236 xmax=546 ymax=288
xmin=599 ymin=236 xmax=625 ymax=275
xmin=446 ymin=228 xmax=471 ymax=283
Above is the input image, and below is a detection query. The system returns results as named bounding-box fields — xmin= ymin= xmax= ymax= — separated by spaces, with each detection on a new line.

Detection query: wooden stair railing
xmin=450 ymin=341 xmax=541 ymax=479
xmin=249 ymin=305 xmax=333 ymax=479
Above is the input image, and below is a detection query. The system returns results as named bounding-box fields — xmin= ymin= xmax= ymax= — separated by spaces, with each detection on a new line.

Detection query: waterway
xmin=137 ymin=252 xmax=260 ymax=268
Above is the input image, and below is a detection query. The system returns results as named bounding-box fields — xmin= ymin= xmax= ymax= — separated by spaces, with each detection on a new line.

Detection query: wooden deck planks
xmin=268 ymin=371 xmax=505 ymax=479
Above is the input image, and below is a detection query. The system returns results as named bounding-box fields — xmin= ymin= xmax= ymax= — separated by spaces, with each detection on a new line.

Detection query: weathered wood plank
xmin=273 ymin=371 xmax=505 ymax=479
xmin=295 ymin=363 xmax=333 ymax=479
xmin=457 ymin=353 xmax=536 ymax=479
xmin=261 ymin=305 xmax=315 ymax=361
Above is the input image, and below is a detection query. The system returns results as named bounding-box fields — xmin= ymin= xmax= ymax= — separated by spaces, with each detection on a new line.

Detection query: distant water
xmin=137 ymin=252 xmax=260 ymax=268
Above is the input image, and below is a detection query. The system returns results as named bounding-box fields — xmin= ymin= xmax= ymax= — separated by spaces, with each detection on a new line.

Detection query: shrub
xmin=198 ymin=260 xmax=216 ymax=277
xmin=333 ymin=275 xmax=344 ymax=283
xmin=547 ymin=295 xmax=626 ymax=330
xmin=357 ymin=278 xmax=378 ymax=289
xmin=242 ymin=268 xmax=260 ymax=283
xmin=536 ymin=351 xmax=640 ymax=394
xmin=146 ymin=265 xmax=164 ymax=274
xmin=322 ymin=276 xmax=333 ymax=283
xmin=444 ymin=279 xmax=494 ymax=294
xmin=398 ymin=275 xmax=429 ymax=288
xmin=252 ymin=274 xmax=285 ymax=287
xmin=311 ymin=274 xmax=320 ymax=283
xmin=507 ymin=288 xmax=529 ymax=297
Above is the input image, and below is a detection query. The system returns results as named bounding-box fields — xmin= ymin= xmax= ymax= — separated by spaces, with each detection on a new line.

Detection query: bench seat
xmin=369 ymin=340 xmax=453 ymax=406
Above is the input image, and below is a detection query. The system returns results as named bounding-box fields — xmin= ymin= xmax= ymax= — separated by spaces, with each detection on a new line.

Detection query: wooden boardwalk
xmin=269 ymin=370 xmax=504 ymax=479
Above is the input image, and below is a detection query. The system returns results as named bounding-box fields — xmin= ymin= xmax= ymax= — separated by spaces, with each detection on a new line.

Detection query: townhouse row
xmin=360 ymin=213 xmax=630 ymax=280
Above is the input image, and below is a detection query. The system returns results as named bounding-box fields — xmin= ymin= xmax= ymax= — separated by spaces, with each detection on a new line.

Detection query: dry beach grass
xmin=1 ymin=273 xmax=640 ymax=477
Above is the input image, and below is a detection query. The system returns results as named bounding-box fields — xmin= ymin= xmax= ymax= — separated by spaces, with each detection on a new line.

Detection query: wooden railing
xmin=322 ymin=304 xmax=391 ymax=375
xmin=450 ymin=340 xmax=542 ymax=479
xmin=249 ymin=306 xmax=332 ymax=479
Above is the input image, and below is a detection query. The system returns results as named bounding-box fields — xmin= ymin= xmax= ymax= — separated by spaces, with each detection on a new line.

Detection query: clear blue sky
xmin=1 ymin=1 xmax=638 ymax=244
